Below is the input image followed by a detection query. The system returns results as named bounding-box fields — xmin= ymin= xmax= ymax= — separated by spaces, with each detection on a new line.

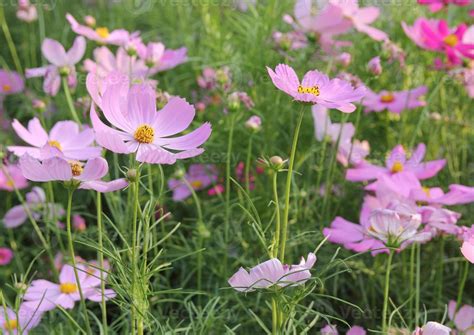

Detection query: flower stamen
xmin=190 ymin=180 xmax=203 ymax=189
xmin=444 ymin=34 xmax=459 ymax=47
xmin=2 ymin=84 xmax=12 ymax=92
xmin=60 ymin=282 xmax=78 ymax=294
xmin=95 ymin=27 xmax=110 ymax=39
xmin=3 ymin=319 xmax=18 ymax=330
xmin=48 ymin=140 xmax=62 ymax=151
xmin=134 ymin=124 xmax=154 ymax=144
xmin=70 ymin=162 xmax=83 ymax=177
xmin=391 ymin=161 xmax=404 ymax=173
xmin=380 ymin=94 xmax=395 ymax=103
xmin=297 ymin=85 xmax=320 ymax=97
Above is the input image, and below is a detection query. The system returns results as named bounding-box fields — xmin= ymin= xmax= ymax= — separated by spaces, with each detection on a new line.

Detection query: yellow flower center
xmin=60 ymin=282 xmax=78 ymax=294
xmin=95 ymin=27 xmax=110 ymax=39
xmin=6 ymin=179 xmax=14 ymax=188
xmin=190 ymin=180 xmax=203 ymax=189
xmin=444 ymin=34 xmax=459 ymax=47
xmin=2 ymin=84 xmax=11 ymax=92
xmin=391 ymin=161 xmax=404 ymax=173
xmin=297 ymin=85 xmax=320 ymax=97
xmin=70 ymin=162 xmax=83 ymax=177
xmin=422 ymin=186 xmax=431 ymax=197
xmin=380 ymin=94 xmax=395 ymax=103
xmin=48 ymin=140 xmax=62 ymax=151
xmin=3 ymin=319 xmax=18 ymax=330
xmin=134 ymin=124 xmax=154 ymax=144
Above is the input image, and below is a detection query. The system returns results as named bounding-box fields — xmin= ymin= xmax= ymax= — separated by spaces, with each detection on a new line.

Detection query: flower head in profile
xmin=8 ymin=118 xmax=101 ymax=161
xmin=228 ymin=252 xmax=316 ymax=292
xmin=17 ymin=0 xmax=37 ymax=23
xmin=460 ymin=229 xmax=474 ymax=263
xmin=23 ymin=264 xmax=116 ymax=312
xmin=137 ymin=42 xmax=188 ymax=74
xmin=19 ymin=154 xmax=128 ymax=193
xmin=168 ymin=164 xmax=218 ymax=201
xmin=362 ymin=86 xmax=427 ymax=114
xmin=0 ymin=247 xmax=14 ymax=265
xmin=417 ymin=0 xmax=470 ymax=12
xmin=0 ymin=163 xmax=29 ymax=191
xmin=0 ymin=69 xmax=24 ymax=96
xmin=346 ymin=143 xmax=446 ymax=184
xmin=0 ymin=303 xmax=43 ymax=334
xmin=66 ymin=13 xmax=138 ymax=46
xmin=90 ymin=78 xmax=212 ymax=164
xmin=267 ymin=64 xmax=366 ymax=113
xmin=402 ymin=18 xmax=474 ymax=65
xmin=3 ymin=186 xmax=64 ymax=228
xmin=26 ymin=37 xmax=86 ymax=96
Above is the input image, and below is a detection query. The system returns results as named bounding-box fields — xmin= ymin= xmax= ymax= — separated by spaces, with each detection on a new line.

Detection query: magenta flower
xmin=346 ymin=143 xmax=446 ymax=183
xmin=362 ymin=86 xmax=427 ymax=114
xmin=90 ymin=80 xmax=211 ymax=164
xmin=0 ymin=304 xmax=43 ymax=334
xmin=228 ymin=252 xmax=316 ymax=292
xmin=168 ymin=164 xmax=218 ymax=201
xmin=3 ymin=186 xmax=64 ymax=228
xmin=16 ymin=0 xmax=37 ymax=23
xmin=448 ymin=300 xmax=474 ymax=333
xmin=417 ymin=0 xmax=470 ymax=12
xmin=0 ymin=247 xmax=13 ymax=265
xmin=330 ymin=0 xmax=388 ymax=41
xmin=8 ymin=118 xmax=101 ymax=160
xmin=0 ymin=164 xmax=28 ymax=191
xmin=412 ymin=322 xmax=451 ymax=335
xmin=23 ymin=264 xmax=116 ymax=312
xmin=19 ymin=154 xmax=128 ymax=193
xmin=84 ymin=47 xmax=149 ymax=83
xmin=26 ymin=37 xmax=86 ymax=96
xmin=267 ymin=64 xmax=366 ymax=113
xmin=137 ymin=42 xmax=188 ymax=74
xmin=402 ymin=18 xmax=474 ymax=65
xmin=0 ymin=69 xmax=24 ymax=96
xmin=66 ymin=13 xmax=138 ymax=46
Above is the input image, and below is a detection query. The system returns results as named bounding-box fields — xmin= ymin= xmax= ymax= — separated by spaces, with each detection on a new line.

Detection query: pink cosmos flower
xmin=402 ymin=18 xmax=474 ymax=65
xmin=16 ymin=0 xmax=37 ymax=23
xmin=362 ymin=86 xmax=427 ymax=114
xmin=272 ymin=31 xmax=308 ymax=51
xmin=412 ymin=322 xmax=451 ymax=335
xmin=448 ymin=300 xmax=474 ymax=333
xmin=0 ymin=247 xmax=14 ymax=265
xmin=267 ymin=64 xmax=366 ymax=113
xmin=346 ymin=143 xmax=446 ymax=183
xmin=0 ymin=69 xmax=24 ymax=96
xmin=460 ymin=231 xmax=474 ymax=263
xmin=73 ymin=214 xmax=87 ymax=232
xmin=66 ymin=13 xmax=138 ymax=46
xmin=8 ymin=118 xmax=101 ymax=161
xmin=208 ymin=184 xmax=224 ymax=196
xmin=90 ymin=80 xmax=212 ymax=164
xmin=26 ymin=37 xmax=86 ymax=96
xmin=3 ymin=186 xmax=64 ymax=228
xmin=84 ymin=47 xmax=149 ymax=83
xmin=19 ymin=154 xmax=128 ymax=193
xmin=0 ymin=164 xmax=29 ymax=191
xmin=168 ymin=164 xmax=218 ymax=201
xmin=348 ymin=326 xmax=366 ymax=335
xmin=228 ymin=252 xmax=316 ymax=292
xmin=321 ymin=324 xmax=339 ymax=335
xmin=330 ymin=0 xmax=388 ymax=41
xmin=245 ymin=115 xmax=262 ymax=131
xmin=23 ymin=264 xmax=116 ymax=312
xmin=417 ymin=0 xmax=470 ymax=12
xmin=367 ymin=56 xmax=382 ymax=75
xmin=0 ymin=304 xmax=43 ymax=334
xmin=137 ymin=42 xmax=188 ymax=75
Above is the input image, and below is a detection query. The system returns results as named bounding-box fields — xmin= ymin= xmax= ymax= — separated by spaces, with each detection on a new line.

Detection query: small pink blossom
xmin=0 ymin=163 xmax=29 ymax=191
xmin=208 ymin=184 xmax=224 ymax=196
xmin=19 ymin=154 xmax=128 ymax=193
xmin=16 ymin=0 xmax=37 ymax=23
xmin=228 ymin=252 xmax=316 ymax=292
xmin=0 ymin=247 xmax=14 ymax=265
xmin=412 ymin=322 xmax=450 ymax=335
xmin=73 ymin=214 xmax=87 ymax=232
xmin=362 ymin=86 xmax=427 ymax=114
xmin=26 ymin=37 xmax=86 ymax=96
xmin=23 ymin=264 xmax=116 ymax=312
xmin=168 ymin=164 xmax=218 ymax=201
xmin=0 ymin=304 xmax=43 ymax=334
xmin=8 ymin=118 xmax=101 ymax=161
xmin=448 ymin=300 xmax=474 ymax=333
xmin=367 ymin=56 xmax=382 ymax=75
xmin=337 ymin=52 xmax=352 ymax=67
xmin=272 ymin=31 xmax=308 ymax=51
xmin=267 ymin=64 xmax=366 ymax=113
xmin=137 ymin=42 xmax=188 ymax=74
xmin=0 ymin=69 xmax=24 ymax=96
xmin=245 ymin=115 xmax=262 ymax=131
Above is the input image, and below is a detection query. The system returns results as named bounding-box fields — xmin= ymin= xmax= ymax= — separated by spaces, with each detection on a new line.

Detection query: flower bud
xmin=367 ymin=56 xmax=382 ymax=75
xmin=127 ymin=169 xmax=138 ymax=182
xmin=245 ymin=115 xmax=262 ymax=131
xmin=84 ymin=15 xmax=96 ymax=28
xmin=337 ymin=52 xmax=352 ymax=67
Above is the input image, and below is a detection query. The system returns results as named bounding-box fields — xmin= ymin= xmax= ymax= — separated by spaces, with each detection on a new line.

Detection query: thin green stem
xmin=0 ymin=7 xmax=23 ymax=74
xmin=62 ymin=76 xmax=82 ymax=125
xmin=245 ymin=135 xmax=253 ymax=194
xmin=382 ymin=250 xmax=394 ymax=333
xmin=96 ymin=192 xmax=108 ymax=334
xmin=66 ymin=190 xmax=92 ymax=335
xmin=279 ymin=107 xmax=305 ymax=262
xmin=224 ymin=114 xmax=236 ymax=274
xmin=271 ymin=297 xmax=279 ymax=335
xmin=415 ymin=244 xmax=421 ymax=326
xmin=131 ymin=177 xmax=140 ymax=335
xmin=456 ymin=261 xmax=469 ymax=310
xmin=272 ymin=171 xmax=281 ymax=258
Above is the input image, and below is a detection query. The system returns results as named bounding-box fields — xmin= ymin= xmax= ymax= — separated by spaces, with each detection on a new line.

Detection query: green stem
xmin=271 ymin=297 xmax=279 ymax=335
xmin=224 ymin=114 xmax=236 ymax=274
xmin=0 ymin=7 xmax=23 ymax=74
xmin=382 ymin=250 xmax=394 ymax=333
xmin=272 ymin=171 xmax=281 ymax=258
xmin=96 ymin=192 xmax=108 ymax=334
xmin=409 ymin=245 xmax=415 ymax=327
xmin=66 ymin=190 xmax=92 ymax=335
xmin=415 ymin=244 xmax=421 ymax=326
xmin=456 ymin=260 xmax=469 ymax=310
xmin=131 ymin=177 xmax=140 ymax=335
xmin=62 ymin=76 xmax=82 ymax=125
xmin=279 ymin=107 xmax=305 ymax=262
xmin=245 ymin=135 xmax=253 ymax=194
